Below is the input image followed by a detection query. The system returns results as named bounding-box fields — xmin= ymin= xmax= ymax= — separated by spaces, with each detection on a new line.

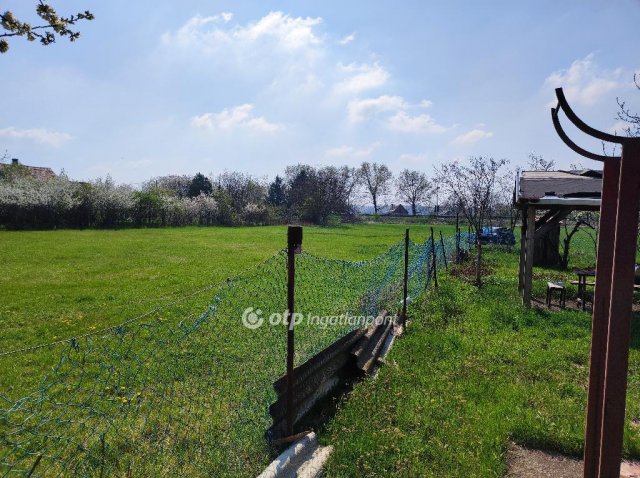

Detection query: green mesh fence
xmin=0 ymin=231 xmax=468 ymax=477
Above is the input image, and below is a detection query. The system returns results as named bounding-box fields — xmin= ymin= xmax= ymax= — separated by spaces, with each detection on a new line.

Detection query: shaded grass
xmin=322 ymin=246 xmax=640 ymax=477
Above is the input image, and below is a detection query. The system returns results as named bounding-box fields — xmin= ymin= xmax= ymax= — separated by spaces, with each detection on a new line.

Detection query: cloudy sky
xmin=2 ymin=0 xmax=639 ymax=183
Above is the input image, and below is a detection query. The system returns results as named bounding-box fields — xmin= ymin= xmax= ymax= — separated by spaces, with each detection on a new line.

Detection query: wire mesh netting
xmin=0 ymin=231 xmax=469 ymax=477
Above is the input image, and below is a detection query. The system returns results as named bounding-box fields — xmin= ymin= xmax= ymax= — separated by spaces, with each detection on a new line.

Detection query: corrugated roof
xmin=517 ymin=170 xmax=602 ymax=203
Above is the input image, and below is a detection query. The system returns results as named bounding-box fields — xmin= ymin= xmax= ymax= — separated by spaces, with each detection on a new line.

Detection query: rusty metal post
xmin=583 ymin=157 xmax=620 ymax=477
xmin=431 ymin=227 xmax=438 ymax=289
xmin=439 ymin=231 xmax=448 ymax=271
xmin=455 ymin=213 xmax=460 ymax=263
xmin=597 ymin=142 xmax=640 ymax=477
xmin=286 ymin=225 xmax=303 ymax=437
xmin=402 ymin=228 xmax=409 ymax=327
xmin=550 ymin=87 xmax=640 ymax=478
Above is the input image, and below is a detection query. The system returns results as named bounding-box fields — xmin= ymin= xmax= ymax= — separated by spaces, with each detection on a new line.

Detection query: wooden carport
xmin=515 ymin=169 xmax=602 ymax=308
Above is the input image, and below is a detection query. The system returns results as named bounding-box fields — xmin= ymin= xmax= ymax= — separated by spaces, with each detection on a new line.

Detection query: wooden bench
xmin=546 ymin=281 xmax=566 ymax=308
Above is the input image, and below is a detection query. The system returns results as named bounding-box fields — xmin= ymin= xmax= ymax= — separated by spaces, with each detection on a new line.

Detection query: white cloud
xmin=334 ymin=62 xmax=389 ymax=95
xmin=0 ymin=126 xmax=73 ymax=147
xmin=346 ymin=95 xmax=446 ymax=133
xmin=339 ymin=32 xmax=356 ymax=45
xmin=164 ymin=11 xmax=323 ymax=51
xmin=192 ymin=104 xmax=284 ymax=133
xmin=544 ymin=53 xmax=625 ymax=107
xmin=452 ymin=128 xmax=493 ymax=145
xmin=347 ymin=95 xmax=408 ymax=123
xmin=325 ymin=142 xmax=380 ymax=158
xmin=387 ymin=111 xmax=448 ymax=134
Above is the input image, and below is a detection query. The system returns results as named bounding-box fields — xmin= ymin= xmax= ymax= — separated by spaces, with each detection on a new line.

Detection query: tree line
xmin=0 ymin=158 xmax=453 ymax=229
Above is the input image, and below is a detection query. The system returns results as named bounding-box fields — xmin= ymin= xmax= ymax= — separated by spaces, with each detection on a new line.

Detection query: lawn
xmin=322 ymin=244 xmax=640 ymax=477
xmin=2 ymin=223 xmax=625 ymax=477
xmin=0 ymin=223 xmax=448 ymax=477
xmin=0 ymin=224 xmax=451 ymax=394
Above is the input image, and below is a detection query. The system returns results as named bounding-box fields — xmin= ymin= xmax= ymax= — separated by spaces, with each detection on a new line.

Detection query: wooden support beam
xmin=518 ymin=208 xmax=527 ymax=293
xmin=534 ymin=207 xmax=573 ymax=240
xmin=523 ymin=206 xmax=535 ymax=307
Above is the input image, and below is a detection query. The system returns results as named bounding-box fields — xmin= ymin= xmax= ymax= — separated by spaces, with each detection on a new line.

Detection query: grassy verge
xmin=322 ymin=246 xmax=640 ymax=477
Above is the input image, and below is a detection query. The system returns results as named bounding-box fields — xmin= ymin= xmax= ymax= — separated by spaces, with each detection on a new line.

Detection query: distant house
xmin=387 ymin=204 xmax=409 ymax=216
xmin=0 ymin=158 xmax=56 ymax=181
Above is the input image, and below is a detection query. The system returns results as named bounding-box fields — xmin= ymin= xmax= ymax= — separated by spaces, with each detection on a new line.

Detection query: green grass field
xmin=322 ymin=244 xmax=640 ymax=477
xmin=0 ymin=224 xmax=445 ymax=476
xmin=2 ymin=223 xmax=637 ymax=477
xmin=0 ymin=224 xmax=447 ymax=395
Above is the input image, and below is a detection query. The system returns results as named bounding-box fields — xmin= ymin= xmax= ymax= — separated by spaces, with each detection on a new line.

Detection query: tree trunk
xmin=373 ymin=196 xmax=378 ymax=214
xmin=411 ymin=201 xmax=416 ymax=216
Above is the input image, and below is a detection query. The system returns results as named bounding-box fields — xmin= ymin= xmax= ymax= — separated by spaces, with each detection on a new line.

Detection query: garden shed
xmin=515 ymin=169 xmax=602 ymax=307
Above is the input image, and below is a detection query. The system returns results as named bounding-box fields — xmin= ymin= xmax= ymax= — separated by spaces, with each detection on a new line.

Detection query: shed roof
xmin=516 ymin=169 xmax=602 ymax=207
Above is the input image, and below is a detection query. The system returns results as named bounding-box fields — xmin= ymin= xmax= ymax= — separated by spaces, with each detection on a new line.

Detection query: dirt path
xmin=506 ymin=444 xmax=640 ymax=478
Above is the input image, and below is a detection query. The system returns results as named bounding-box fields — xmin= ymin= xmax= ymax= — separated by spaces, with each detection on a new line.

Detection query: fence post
xmin=455 ymin=213 xmax=460 ymax=263
xmin=402 ymin=228 xmax=409 ymax=327
xmin=439 ymin=231 xmax=448 ymax=271
xmin=286 ymin=225 xmax=303 ymax=437
xmin=431 ymin=227 xmax=438 ymax=289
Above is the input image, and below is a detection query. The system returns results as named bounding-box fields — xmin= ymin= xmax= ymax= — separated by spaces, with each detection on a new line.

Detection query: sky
xmin=1 ymin=0 xmax=639 ymax=184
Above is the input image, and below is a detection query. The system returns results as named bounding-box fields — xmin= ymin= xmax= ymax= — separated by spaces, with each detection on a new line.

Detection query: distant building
xmin=387 ymin=204 xmax=409 ymax=216
xmin=0 ymin=158 xmax=56 ymax=181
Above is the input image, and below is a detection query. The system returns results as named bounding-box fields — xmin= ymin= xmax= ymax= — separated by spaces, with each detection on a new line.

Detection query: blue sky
xmin=2 ymin=0 xmax=639 ymax=184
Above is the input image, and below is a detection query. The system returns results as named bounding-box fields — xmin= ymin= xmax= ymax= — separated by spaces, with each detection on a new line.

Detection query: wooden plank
xmin=534 ymin=207 xmax=572 ymax=240
xmin=523 ymin=206 xmax=536 ymax=307
xmin=518 ymin=210 xmax=527 ymax=293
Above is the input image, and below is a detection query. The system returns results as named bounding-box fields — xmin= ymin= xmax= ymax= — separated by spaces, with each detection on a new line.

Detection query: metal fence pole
xmin=402 ymin=228 xmax=409 ymax=327
xmin=431 ymin=227 xmax=438 ymax=289
xmin=286 ymin=225 xmax=303 ymax=437
xmin=455 ymin=213 xmax=460 ymax=263
xmin=439 ymin=231 xmax=448 ymax=271
xmin=597 ymin=142 xmax=640 ymax=477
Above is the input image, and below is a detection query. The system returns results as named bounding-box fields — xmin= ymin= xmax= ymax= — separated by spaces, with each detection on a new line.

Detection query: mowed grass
xmin=0 ymin=223 xmax=449 ymax=476
xmin=0 ymin=224 xmax=448 ymax=396
xmin=322 ymin=245 xmax=640 ymax=477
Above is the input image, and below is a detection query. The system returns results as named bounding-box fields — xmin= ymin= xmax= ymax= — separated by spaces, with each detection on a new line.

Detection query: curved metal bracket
xmin=551 ymin=107 xmax=619 ymax=162
xmin=555 ymin=88 xmax=628 ymax=145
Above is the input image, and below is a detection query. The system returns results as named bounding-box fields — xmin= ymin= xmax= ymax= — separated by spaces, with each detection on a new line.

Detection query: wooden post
xmin=431 ymin=227 xmax=438 ymax=289
xmin=402 ymin=228 xmax=409 ymax=327
xmin=597 ymin=142 xmax=640 ymax=478
xmin=518 ymin=207 xmax=527 ymax=294
xmin=583 ymin=157 xmax=620 ymax=477
xmin=439 ymin=231 xmax=448 ymax=271
xmin=522 ymin=206 xmax=535 ymax=307
xmin=286 ymin=225 xmax=303 ymax=437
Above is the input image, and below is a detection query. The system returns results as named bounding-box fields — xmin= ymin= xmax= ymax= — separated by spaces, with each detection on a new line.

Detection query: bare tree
xmin=494 ymin=166 xmax=519 ymax=232
xmin=527 ymin=153 xmax=555 ymax=171
xmin=358 ymin=162 xmax=392 ymax=214
xmin=395 ymin=169 xmax=431 ymax=216
xmin=1 ymin=3 xmax=94 ymax=54
xmin=616 ymin=74 xmax=640 ymax=137
xmin=436 ymin=156 xmax=508 ymax=286
xmin=561 ymin=211 xmax=598 ymax=269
